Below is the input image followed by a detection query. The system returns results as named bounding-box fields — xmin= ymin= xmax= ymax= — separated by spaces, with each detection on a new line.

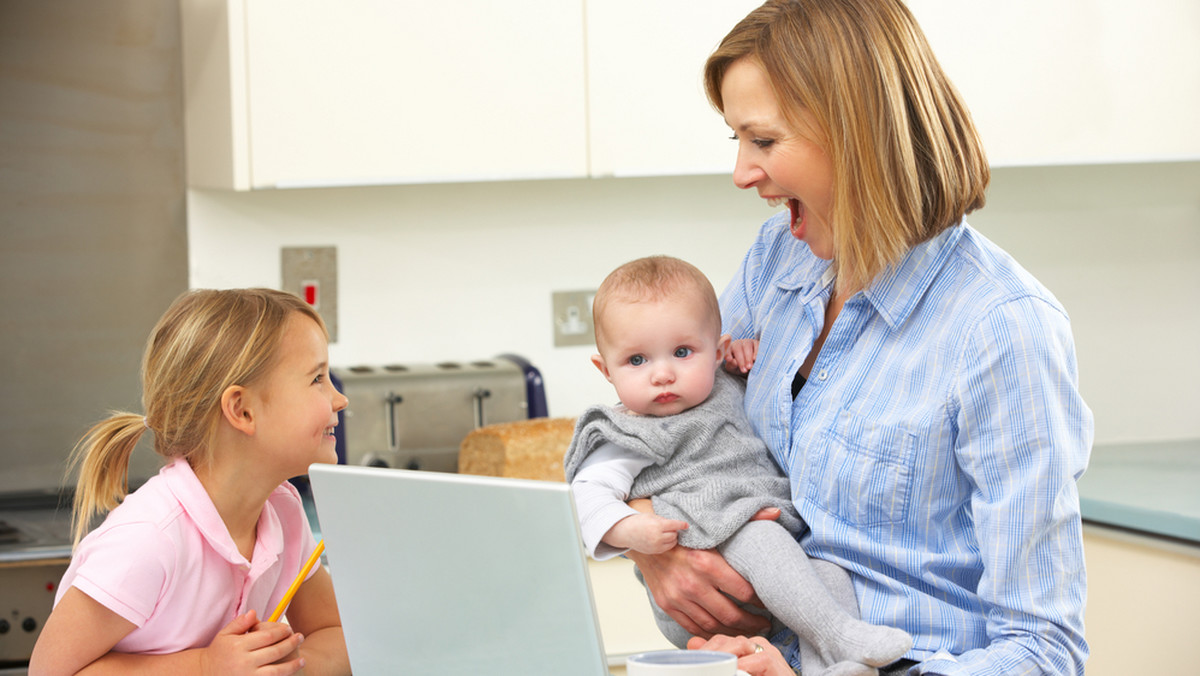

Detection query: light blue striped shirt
xmin=721 ymin=212 xmax=1092 ymax=675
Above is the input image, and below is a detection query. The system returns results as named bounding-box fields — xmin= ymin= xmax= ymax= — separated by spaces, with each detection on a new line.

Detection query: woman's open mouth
xmin=768 ymin=197 xmax=805 ymax=240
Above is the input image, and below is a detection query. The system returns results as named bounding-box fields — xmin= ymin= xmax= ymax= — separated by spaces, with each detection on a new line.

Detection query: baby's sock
xmin=820 ymin=660 xmax=879 ymax=676
xmin=720 ymin=521 xmax=912 ymax=668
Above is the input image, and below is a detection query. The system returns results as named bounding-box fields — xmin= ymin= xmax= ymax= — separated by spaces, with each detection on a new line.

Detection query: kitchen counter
xmin=1077 ymin=438 xmax=1200 ymax=543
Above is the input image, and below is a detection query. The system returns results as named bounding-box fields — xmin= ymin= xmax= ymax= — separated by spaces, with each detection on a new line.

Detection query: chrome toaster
xmin=331 ymin=355 xmax=546 ymax=473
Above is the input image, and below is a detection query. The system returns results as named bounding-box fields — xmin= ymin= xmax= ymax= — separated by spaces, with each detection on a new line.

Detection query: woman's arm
xmin=937 ymin=298 xmax=1091 ymax=675
xmin=624 ymin=499 xmax=773 ymax=639
xmin=283 ymin=566 xmax=350 ymax=676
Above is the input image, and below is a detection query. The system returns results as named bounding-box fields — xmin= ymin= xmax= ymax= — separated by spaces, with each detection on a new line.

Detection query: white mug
xmin=624 ymin=649 xmax=751 ymax=676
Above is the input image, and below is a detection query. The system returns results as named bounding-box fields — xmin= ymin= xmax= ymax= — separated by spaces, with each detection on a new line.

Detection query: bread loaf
xmin=458 ymin=417 xmax=576 ymax=482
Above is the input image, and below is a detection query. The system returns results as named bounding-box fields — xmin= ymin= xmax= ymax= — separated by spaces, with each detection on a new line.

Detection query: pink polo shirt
xmin=56 ymin=458 xmax=320 ymax=654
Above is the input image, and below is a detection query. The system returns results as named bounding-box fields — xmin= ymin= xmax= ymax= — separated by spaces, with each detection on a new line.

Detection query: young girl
xmin=30 ymin=288 xmax=351 ymax=676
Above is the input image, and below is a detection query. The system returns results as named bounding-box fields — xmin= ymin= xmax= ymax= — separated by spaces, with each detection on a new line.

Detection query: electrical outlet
xmin=552 ymin=290 xmax=596 ymax=347
xmin=282 ymin=246 xmax=338 ymax=342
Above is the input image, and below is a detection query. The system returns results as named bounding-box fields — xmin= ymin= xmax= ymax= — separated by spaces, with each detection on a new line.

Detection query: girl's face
xmin=721 ymin=58 xmax=836 ymax=260
xmin=590 ymin=291 xmax=726 ymax=417
xmin=251 ymin=314 xmax=348 ymax=478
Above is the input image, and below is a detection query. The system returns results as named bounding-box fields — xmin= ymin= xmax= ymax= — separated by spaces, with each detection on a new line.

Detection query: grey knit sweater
xmin=563 ymin=370 xmax=803 ymax=550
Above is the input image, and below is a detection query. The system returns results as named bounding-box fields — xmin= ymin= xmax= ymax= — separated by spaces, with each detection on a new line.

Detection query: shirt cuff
xmin=914 ymin=651 xmax=963 ymax=675
xmin=581 ymin=501 xmax=640 ymax=560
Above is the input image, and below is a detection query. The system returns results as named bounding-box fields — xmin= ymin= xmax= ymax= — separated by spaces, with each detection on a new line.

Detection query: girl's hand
xmin=687 ymin=635 xmax=793 ymax=676
xmin=201 ymin=610 xmax=305 ymax=675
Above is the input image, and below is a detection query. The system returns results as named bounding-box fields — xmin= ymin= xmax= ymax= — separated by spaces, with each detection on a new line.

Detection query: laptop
xmin=307 ymin=464 xmax=611 ymax=675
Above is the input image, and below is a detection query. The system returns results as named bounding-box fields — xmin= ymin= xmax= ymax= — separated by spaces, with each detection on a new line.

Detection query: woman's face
xmin=721 ymin=58 xmax=836 ymax=260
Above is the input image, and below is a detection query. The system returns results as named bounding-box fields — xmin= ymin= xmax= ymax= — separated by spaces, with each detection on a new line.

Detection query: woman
xmin=627 ymin=2 xmax=1092 ymax=675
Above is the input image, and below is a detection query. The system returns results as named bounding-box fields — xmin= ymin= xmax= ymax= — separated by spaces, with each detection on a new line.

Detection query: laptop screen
xmin=308 ymin=464 xmax=610 ymax=675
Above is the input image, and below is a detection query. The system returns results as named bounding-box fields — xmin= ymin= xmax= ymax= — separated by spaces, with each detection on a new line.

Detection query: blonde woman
xmin=31 ymin=289 xmax=350 ymax=675
xmin=630 ymin=2 xmax=1092 ymax=675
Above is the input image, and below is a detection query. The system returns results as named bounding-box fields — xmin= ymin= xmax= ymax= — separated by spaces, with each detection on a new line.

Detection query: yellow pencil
xmin=268 ymin=539 xmax=325 ymax=622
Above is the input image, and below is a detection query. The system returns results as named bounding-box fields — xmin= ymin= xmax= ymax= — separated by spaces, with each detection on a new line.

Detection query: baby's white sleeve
xmin=570 ymin=442 xmax=654 ymax=560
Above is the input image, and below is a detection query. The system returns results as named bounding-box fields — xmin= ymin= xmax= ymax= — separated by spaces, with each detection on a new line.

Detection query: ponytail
xmin=68 ymin=413 xmax=148 ymax=546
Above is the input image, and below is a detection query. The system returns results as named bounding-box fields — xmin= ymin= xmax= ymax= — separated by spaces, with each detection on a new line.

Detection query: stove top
xmin=0 ymin=493 xmax=74 ymax=563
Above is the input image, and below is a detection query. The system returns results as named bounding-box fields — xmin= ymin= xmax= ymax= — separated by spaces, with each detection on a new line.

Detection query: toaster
xmin=331 ymin=354 xmax=547 ymax=473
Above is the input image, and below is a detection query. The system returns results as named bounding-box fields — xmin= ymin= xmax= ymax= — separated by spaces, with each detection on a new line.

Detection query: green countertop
xmin=1078 ymin=439 xmax=1200 ymax=543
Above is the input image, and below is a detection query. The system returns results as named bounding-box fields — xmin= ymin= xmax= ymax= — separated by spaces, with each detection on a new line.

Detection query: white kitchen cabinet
xmin=908 ymin=0 xmax=1200 ymax=166
xmin=585 ymin=0 xmax=763 ymax=178
xmin=181 ymin=0 xmax=588 ymax=189
xmin=182 ymin=1 xmax=1200 ymax=191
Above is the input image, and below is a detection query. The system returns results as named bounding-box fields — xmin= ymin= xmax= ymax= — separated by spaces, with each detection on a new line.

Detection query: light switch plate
xmin=282 ymin=246 xmax=338 ymax=342
xmin=552 ymin=289 xmax=596 ymax=347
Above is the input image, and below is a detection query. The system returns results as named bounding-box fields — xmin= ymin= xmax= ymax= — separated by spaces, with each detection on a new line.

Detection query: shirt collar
xmin=862 ymin=221 xmax=966 ymax=329
xmin=161 ymin=457 xmax=284 ymax=568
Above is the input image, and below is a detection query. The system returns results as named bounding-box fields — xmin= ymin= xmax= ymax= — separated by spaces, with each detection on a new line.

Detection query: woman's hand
xmin=687 ymin=635 xmax=793 ymax=676
xmin=624 ymin=501 xmax=773 ymax=639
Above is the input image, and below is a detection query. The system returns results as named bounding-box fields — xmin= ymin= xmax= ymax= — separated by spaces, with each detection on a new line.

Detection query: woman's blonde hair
xmin=592 ymin=256 xmax=721 ymax=351
xmin=705 ymin=0 xmax=989 ymax=294
xmin=68 ymin=288 xmax=325 ymax=545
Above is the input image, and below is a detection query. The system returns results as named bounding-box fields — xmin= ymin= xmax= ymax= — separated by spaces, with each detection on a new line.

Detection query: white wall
xmin=187 ymin=161 xmax=1200 ymax=444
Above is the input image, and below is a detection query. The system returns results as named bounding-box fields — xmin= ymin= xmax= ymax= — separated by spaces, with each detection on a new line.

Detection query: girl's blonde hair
xmin=592 ymin=256 xmax=721 ymax=351
xmin=68 ymin=288 xmax=325 ymax=545
xmin=704 ymin=0 xmax=989 ymax=295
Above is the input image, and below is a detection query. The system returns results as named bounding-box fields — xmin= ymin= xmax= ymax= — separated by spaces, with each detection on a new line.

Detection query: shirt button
xmin=818 ymin=369 xmax=828 ymax=381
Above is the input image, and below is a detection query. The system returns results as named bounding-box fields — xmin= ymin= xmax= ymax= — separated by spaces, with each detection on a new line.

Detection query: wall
xmin=187 ymin=160 xmax=1200 ymax=444
xmin=0 ymin=0 xmax=188 ymax=492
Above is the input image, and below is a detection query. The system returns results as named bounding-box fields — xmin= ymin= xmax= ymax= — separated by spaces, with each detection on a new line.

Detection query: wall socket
xmin=552 ymin=289 xmax=596 ymax=347
xmin=282 ymin=246 xmax=338 ymax=342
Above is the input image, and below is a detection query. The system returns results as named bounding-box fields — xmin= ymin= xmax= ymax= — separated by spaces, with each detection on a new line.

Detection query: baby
xmin=564 ymin=256 xmax=911 ymax=675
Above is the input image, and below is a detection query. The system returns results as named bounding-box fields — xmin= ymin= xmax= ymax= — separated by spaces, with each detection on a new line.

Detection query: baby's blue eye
xmin=674 ymin=347 xmax=693 ymax=358
xmin=629 ymin=355 xmax=646 ymax=366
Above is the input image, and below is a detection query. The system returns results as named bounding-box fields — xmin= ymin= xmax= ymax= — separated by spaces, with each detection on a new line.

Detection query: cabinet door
xmin=586 ymin=1 xmax=762 ymax=178
xmin=909 ymin=0 xmax=1200 ymax=166
xmin=185 ymin=0 xmax=588 ymax=189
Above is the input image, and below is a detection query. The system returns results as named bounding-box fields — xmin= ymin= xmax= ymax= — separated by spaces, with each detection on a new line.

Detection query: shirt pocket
xmin=801 ymin=409 xmax=917 ymax=528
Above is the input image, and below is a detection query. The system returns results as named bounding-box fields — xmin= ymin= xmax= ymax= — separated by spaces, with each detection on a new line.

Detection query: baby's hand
xmin=201 ymin=609 xmax=305 ymax=675
xmin=723 ymin=337 xmax=759 ymax=374
xmin=605 ymin=513 xmax=689 ymax=554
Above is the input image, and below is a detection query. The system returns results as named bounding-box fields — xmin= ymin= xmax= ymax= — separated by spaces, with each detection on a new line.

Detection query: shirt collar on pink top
xmin=160 ymin=457 xmax=285 ymax=571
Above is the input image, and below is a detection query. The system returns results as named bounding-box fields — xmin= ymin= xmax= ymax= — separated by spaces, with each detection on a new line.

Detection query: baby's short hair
xmin=592 ymin=256 xmax=721 ymax=349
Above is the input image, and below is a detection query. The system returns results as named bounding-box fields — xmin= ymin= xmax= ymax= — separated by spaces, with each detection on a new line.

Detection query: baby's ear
xmin=590 ymin=354 xmax=612 ymax=381
xmin=717 ymin=334 xmax=732 ymax=363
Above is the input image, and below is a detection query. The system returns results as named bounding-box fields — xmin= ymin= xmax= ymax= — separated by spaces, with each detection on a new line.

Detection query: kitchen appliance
xmin=332 ymin=354 xmax=547 ymax=473
xmin=0 ymin=493 xmax=73 ymax=668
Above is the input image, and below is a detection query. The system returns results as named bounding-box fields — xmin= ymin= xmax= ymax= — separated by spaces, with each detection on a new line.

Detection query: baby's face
xmin=592 ymin=293 xmax=724 ymax=417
